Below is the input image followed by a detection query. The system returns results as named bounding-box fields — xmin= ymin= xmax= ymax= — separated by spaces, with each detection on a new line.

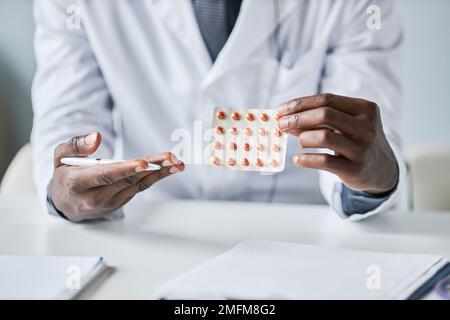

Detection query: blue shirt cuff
xmin=46 ymin=193 xmax=69 ymax=220
xmin=340 ymin=185 xmax=391 ymax=217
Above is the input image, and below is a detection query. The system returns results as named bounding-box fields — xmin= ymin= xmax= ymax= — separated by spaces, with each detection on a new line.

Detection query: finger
xmin=89 ymin=163 xmax=183 ymax=209
xmin=277 ymin=107 xmax=364 ymax=138
xmin=89 ymin=171 xmax=153 ymax=198
xmin=297 ymin=129 xmax=361 ymax=160
xmin=54 ymin=132 xmax=101 ymax=168
xmin=293 ymin=153 xmax=351 ymax=175
xmin=89 ymin=153 xmax=186 ymax=194
xmin=72 ymin=170 xmax=151 ymax=217
xmin=92 ymin=157 xmax=186 ymax=199
xmin=280 ymin=128 xmax=302 ymax=137
xmin=111 ymin=171 xmax=153 ymax=191
xmin=278 ymin=93 xmax=372 ymax=117
xmin=109 ymin=165 xmax=178 ymax=207
xmin=72 ymin=159 xmax=149 ymax=190
xmin=144 ymin=152 xmax=185 ymax=171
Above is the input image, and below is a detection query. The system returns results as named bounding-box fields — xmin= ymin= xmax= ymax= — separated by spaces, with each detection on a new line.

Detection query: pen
xmin=61 ymin=157 xmax=162 ymax=171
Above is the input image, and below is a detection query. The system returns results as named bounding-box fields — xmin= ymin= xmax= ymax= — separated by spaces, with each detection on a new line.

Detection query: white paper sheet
xmin=0 ymin=255 xmax=106 ymax=300
xmin=155 ymin=240 xmax=447 ymax=300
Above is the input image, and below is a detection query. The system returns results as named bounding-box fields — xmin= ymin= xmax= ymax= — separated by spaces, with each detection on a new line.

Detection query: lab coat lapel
xmin=151 ymin=0 xmax=212 ymax=74
xmin=203 ymin=0 xmax=300 ymax=88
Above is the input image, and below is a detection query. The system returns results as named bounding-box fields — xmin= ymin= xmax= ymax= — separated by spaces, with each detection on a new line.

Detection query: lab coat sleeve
xmin=319 ymin=0 xmax=406 ymax=221
xmin=31 ymin=0 xmax=123 ymax=219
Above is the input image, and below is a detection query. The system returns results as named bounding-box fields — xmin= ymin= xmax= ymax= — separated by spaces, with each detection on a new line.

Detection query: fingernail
xmin=85 ymin=132 xmax=98 ymax=146
xmin=135 ymin=165 xmax=148 ymax=173
xmin=278 ymin=100 xmax=297 ymax=114
xmin=169 ymin=166 xmax=180 ymax=174
xmin=293 ymin=155 xmax=300 ymax=164
xmin=288 ymin=100 xmax=298 ymax=109
xmin=278 ymin=103 xmax=288 ymax=114
xmin=170 ymin=153 xmax=179 ymax=164
xmin=278 ymin=118 xmax=289 ymax=129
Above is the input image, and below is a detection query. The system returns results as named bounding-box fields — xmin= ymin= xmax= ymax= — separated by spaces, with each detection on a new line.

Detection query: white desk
xmin=0 ymin=196 xmax=449 ymax=299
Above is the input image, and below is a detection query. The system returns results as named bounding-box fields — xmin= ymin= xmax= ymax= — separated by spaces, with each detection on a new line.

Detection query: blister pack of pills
xmin=210 ymin=107 xmax=288 ymax=173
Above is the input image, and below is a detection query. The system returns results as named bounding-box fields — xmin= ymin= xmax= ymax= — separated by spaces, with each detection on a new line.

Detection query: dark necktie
xmin=192 ymin=0 xmax=242 ymax=62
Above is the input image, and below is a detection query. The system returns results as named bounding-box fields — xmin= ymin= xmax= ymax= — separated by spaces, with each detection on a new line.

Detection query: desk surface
xmin=1 ymin=196 xmax=449 ymax=299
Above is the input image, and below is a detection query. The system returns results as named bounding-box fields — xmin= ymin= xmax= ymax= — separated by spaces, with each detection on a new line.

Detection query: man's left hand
xmin=277 ymin=93 xmax=398 ymax=195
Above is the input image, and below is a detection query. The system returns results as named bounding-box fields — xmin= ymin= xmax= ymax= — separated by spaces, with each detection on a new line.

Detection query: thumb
xmin=54 ymin=132 xmax=102 ymax=168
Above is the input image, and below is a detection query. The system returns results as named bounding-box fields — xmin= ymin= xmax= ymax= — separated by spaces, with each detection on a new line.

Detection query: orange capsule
xmin=226 ymin=157 xmax=236 ymax=166
xmin=243 ymin=143 xmax=251 ymax=152
xmin=260 ymin=113 xmax=269 ymax=122
xmin=229 ymin=142 xmax=237 ymax=151
xmin=258 ymin=128 xmax=267 ymax=137
xmin=273 ymin=129 xmax=282 ymax=137
xmin=216 ymin=111 xmax=226 ymax=120
xmin=211 ymin=156 xmax=221 ymax=165
xmin=231 ymin=112 xmax=240 ymax=121
xmin=255 ymin=158 xmax=264 ymax=167
xmin=215 ymin=126 xmax=224 ymax=135
xmin=270 ymin=159 xmax=279 ymax=168
xmin=257 ymin=143 xmax=265 ymax=152
xmin=246 ymin=112 xmax=255 ymax=121
xmin=272 ymin=144 xmax=281 ymax=152
xmin=213 ymin=141 xmax=222 ymax=150
xmin=244 ymin=128 xmax=253 ymax=136
xmin=274 ymin=113 xmax=282 ymax=121
xmin=242 ymin=158 xmax=250 ymax=167
xmin=229 ymin=127 xmax=238 ymax=135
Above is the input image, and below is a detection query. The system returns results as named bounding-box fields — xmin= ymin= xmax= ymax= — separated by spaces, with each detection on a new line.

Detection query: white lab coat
xmin=31 ymin=0 xmax=406 ymax=221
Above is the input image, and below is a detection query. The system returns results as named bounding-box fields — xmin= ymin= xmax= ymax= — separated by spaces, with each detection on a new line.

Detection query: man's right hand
xmin=49 ymin=132 xmax=184 ymax=222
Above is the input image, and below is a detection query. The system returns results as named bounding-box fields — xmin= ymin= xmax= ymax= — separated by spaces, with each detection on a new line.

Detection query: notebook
xmin=155 ymin=240 xmax=449 ymax=300
xmin=0 ymin=255 xmax=107 ymax=300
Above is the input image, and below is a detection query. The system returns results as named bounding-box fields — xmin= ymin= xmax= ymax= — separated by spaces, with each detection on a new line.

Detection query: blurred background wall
xmin=0 ymin=0 xmax=449 ymax=181
xmin=0 ymin=0 xmax=35 ymax=179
